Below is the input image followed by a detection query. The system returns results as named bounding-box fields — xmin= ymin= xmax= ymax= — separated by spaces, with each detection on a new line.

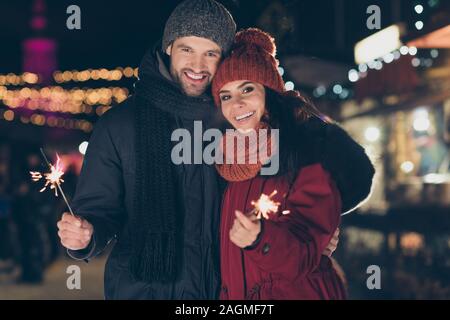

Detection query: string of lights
xmin=0 ymin=72 xmax=39 ymax=86
xmin=0 ymin=86 xmax=128 ymax=113
xmin=0 ymin=67 xmax=138 ymax=86
xmin=0 ymin=107 xmax=94 ymax=132
xmin=0 ymin=66 xmax=134 ymax=131
xmin=53 ymin=66 xmax=138 ymax=83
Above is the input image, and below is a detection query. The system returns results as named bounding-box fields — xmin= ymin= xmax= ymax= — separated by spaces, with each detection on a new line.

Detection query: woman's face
xmin=219 ymin=80 xmax=266 ymax=131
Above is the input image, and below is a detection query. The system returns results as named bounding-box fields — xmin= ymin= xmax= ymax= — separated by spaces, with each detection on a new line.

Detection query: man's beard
xmin=170 ymin=67 xmax=211 ymax=97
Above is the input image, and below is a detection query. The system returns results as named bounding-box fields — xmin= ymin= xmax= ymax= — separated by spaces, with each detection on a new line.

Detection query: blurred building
xmin=267 ymin=0 xmax=450 ymax=299
xmin=0 ymin=0 xmax=137 ymax=287
xmin=334 ymin=2 xmax=450 ymax=299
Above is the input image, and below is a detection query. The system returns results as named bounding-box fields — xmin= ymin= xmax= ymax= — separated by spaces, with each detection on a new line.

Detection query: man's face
xmin=166 ymin=36 xmax=222 ymax=97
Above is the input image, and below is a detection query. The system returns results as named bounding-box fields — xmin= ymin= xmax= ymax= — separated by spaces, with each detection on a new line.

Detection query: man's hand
xmin=57 ymin=213 xmax=94 ymax=250
xmin=229 ymin=210 xmax=261 ymax=249
xmin=322 ymin=228 xmax=340 ymax=257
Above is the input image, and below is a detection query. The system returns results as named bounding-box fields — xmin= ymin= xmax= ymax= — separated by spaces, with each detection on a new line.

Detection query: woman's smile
xmin=234 ymin=111 xmax=256 ymax=122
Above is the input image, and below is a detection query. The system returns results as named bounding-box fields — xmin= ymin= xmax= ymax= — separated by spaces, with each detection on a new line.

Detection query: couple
xmin=57 ymin=0 xmax=374 ymax=300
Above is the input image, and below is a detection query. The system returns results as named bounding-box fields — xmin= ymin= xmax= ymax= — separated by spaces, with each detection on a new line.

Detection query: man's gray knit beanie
xmin=162 ymin=0 xmax=236 ymax=55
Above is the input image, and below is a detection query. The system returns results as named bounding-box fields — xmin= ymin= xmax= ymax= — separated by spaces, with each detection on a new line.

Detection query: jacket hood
xmin=294 ymin=117 xmax=375 ymax=215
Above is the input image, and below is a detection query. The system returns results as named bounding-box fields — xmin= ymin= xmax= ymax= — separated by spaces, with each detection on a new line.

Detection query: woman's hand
xmin=229 ymin=210 xmax=261 ymax=248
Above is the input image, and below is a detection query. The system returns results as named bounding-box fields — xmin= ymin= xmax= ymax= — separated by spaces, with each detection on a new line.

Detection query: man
xmin=57 ymin=0 xmax=340 ymax=299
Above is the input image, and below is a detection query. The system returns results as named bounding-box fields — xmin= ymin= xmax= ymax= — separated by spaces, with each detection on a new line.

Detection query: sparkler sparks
xmin=249 ymin=190 xmax=289 ymax=220
xmin=30 ymin=154 xmax=65 ymax=196
xmin=29 ymin=148 xmax=74 ymax=216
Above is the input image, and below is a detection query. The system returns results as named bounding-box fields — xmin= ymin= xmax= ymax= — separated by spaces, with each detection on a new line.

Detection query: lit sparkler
xmin=248 ymin=190 xmax=290 ymax=220
xmin=29 ymin=148 xmax=74 ymax=216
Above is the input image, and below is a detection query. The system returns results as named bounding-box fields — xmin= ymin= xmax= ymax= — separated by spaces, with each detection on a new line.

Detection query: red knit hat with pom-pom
xmin=211 ymin=28 xmax=285 ymax=106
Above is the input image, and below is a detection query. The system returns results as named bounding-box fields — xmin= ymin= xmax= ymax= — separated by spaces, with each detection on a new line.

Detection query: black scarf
xmin=130 ymin=47 xmax=216 ymax=282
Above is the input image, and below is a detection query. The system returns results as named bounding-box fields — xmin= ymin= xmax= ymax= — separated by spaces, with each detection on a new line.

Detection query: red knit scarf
xmin=216 ymin=123 xmax=275 ymax=182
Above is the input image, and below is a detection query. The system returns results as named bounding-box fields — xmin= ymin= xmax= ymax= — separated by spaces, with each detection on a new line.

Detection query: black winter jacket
xmin=68 ymin=48 xmax=223 ymax=299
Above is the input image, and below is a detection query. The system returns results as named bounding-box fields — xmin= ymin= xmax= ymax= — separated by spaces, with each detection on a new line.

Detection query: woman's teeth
xmin=185 ymin=72 xmax=206 ymax=80
xmin=235 ymin=111 xmax=255 ymax=121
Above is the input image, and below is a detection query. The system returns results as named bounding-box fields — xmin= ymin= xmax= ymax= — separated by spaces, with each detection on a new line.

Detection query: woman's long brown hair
xmin=262 ymin=88 xmax=335 ymax=178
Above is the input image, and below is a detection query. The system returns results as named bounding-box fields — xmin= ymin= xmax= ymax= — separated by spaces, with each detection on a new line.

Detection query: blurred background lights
xmin=78 ymin=141 xmax=89 ymax=155
xmin=414 ymin=4 xmax=424 ymax=14
xmin=415 ymin=21 xmax=424 ymax=30
xmin=400 ymin=161 xmax=414 ymax=173
xmin=284 ymin=81 xmax=294 ymax=91
xmin=348 ymin=69 xmax=359 ymax=82
xmin=364 ymin=126 xmax=381 ymax=142
xmin=332 ymin=84 xmax=343 ymax=94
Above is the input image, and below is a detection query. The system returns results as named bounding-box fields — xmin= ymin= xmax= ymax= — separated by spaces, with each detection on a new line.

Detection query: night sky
xmin=0 ymin=0 xmax=421 ymax=72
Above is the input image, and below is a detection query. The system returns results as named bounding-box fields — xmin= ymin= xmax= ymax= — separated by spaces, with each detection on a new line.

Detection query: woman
xmin=211 ymin=28 xmax=375 ymax=299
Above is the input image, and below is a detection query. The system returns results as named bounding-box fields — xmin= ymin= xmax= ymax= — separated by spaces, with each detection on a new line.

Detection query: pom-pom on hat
xmin=212 ymin=28 xmax=285 ymax=106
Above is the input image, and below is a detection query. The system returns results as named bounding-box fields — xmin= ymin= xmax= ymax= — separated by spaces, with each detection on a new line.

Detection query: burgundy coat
xmin=220 ymin=163 xmax=347 ymax=300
